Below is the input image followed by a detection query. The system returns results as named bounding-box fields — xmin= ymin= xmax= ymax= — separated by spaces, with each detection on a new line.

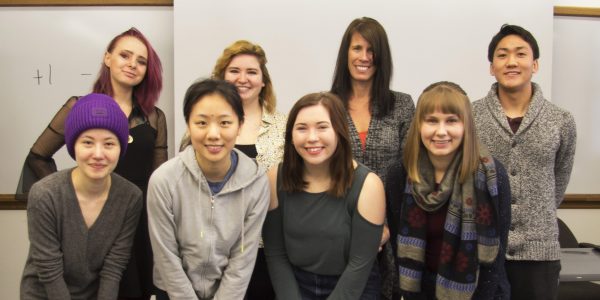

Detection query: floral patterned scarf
xmin=397 ymin=147 xmax=500 ymax=299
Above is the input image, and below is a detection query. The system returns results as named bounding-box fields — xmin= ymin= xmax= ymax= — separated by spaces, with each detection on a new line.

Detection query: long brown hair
xmin=404 ymin=81 xmax=480 ymax=184
xmin=281 ymin=92 xmax=354 ymax=197
xmin=330 ymin=17 xmax=394 ymax=117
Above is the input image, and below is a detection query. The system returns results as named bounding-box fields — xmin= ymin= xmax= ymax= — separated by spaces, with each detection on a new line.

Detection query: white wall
xmin=174 ymin=0 xmax=554 ymax=149
xmin=0 ymin=211 xmax=29 ymax=299
xmin=557 ymin=210 xmax=600 ymax=244
xmin=555 ymin=0 xmax=600 ymax=6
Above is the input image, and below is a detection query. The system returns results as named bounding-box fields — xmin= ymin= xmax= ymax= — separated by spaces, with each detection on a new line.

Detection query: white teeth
xmin=306 ymin=147 xmax=321 ymax=154
xmin=357 ymin=66 xmax=369 ymax=71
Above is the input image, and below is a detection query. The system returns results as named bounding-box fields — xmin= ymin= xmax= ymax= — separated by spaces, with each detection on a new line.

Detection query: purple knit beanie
xmin=64 ymin=93 xmax=129 ymax=159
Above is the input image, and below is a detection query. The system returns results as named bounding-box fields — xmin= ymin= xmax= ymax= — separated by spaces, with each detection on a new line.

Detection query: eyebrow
xmin=121 ymin=49 xmax=147 ymax=61
xmin=227 ymin=66 xmax=259 ymax=71
xmin=294 ymin=121 xmax=331 ymax=126
xmin=196 ymin=113 xmax=234 ymax=118
xmin=80 ymin=135 xmax=117 ymax=141
xmin=496 ymin=46 xmax=529 ymax=52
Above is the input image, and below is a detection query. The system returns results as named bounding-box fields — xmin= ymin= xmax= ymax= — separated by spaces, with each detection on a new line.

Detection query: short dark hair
xmin=487 ymin=24 xmax=539 ymax=62
xmin=182 ymin=79 xmax=244 ymax=125
xmin=282 ymin=92 xmax=354 ymax=197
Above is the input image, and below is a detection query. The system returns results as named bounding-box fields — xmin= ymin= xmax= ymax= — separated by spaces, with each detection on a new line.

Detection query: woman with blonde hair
xmin=386 ymin=82 xmax=511 ymax=299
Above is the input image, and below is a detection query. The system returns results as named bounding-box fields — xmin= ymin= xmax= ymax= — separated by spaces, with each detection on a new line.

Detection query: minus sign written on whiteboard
xmin=81 ymin=74 xmax=92 ymax=76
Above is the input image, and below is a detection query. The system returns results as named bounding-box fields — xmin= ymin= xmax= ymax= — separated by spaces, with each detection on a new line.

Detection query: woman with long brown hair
xmin=263 ymin=92 xmax=385 ymax=299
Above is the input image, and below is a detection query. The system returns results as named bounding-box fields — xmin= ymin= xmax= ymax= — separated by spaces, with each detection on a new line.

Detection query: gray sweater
xmin=473 ymin=82 xmax=576 ymax=261
xmin=147 ymin=146 xmax=270 ymax=300
xmin=21 ymin=169 xmax=143 ymax=300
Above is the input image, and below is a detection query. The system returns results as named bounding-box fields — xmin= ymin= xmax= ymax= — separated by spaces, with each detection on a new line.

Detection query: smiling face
xmin=347 ymin=32 xmax=376 ymax=83
xmin=187 ymin=93 xmax=242 ymax=173
xmin=490 ymin=34 xmax=538 ymax=93
xmin=420 ymin=109 xmax=464 ymax=164
xmin=292 ymin=103 xmax=338 ymax=168
xmin=224 ymin=54 xmax=265 ymax=105
xmin=74 ymin=128 xmax=121 ymax=182
xmin=104 ymin=36 xmax=148 ymax=89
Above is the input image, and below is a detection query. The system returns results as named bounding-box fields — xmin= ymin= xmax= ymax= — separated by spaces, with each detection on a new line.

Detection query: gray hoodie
xmin=147 ymin=146 xmax=270 ymax=299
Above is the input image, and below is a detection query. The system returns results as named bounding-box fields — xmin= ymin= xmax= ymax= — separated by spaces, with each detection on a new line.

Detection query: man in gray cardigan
xmin=472 ymin=24 xmax=576 ymax=300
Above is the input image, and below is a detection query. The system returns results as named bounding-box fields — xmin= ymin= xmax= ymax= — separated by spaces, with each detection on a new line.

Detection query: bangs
xmin=418 ymin=88 xmax=467 ymax=120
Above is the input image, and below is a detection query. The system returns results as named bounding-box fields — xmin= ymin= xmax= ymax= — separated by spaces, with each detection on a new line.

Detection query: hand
xmin=379 ymin=224 xmax=390 ymax=252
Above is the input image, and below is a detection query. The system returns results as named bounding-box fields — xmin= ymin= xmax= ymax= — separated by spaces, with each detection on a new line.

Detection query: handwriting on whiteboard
xmin=32 ymin=64 xmax=92 ymax=85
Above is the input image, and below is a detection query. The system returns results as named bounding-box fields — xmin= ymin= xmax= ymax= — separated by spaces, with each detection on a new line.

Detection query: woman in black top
xmin=23 ymin=28 xmax=166 ymax=300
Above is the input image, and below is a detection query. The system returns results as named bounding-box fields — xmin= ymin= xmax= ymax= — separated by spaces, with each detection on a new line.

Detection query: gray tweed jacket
xmin=346 ymin=91 xmax=415 ymax=185
xmin=473 ymin=82 xmax=577 ymax=261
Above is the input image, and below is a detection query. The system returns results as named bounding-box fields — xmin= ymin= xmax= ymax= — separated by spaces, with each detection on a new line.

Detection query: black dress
xmin=116 ymin=113 xmax=158 ymax=298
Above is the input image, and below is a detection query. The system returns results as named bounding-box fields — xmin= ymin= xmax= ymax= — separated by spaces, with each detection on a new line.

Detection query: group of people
xmin=19 ymin=16 xmax=576 ymax=300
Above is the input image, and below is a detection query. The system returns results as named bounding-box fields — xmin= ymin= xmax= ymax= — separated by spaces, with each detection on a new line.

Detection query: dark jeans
xmin=154 ymin=289 xmax=169 ymax=300
xmin=293 ymin=263 xmax=381 ymax=300
xmin=245 ymin=248 xmax=275 ymax=300
xmin=506 ymin=260 xmax=561 ymax=300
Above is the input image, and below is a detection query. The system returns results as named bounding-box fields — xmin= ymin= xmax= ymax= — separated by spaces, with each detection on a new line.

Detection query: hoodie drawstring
xmin=241 ymin=188 xmax=245 ymax=253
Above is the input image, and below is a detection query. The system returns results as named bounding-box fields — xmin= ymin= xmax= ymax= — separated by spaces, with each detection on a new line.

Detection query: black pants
xmin=245 ymin=248 xmax=275 ymax=300
xmin=506 ymin=260 xmax=561 ymax=300
xmin=154 ymin=289 xmax=169 ymax=300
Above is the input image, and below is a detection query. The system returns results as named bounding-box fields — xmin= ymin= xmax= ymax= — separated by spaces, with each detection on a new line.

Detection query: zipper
xmin=201 ymin=194 xmax=216 ymax=299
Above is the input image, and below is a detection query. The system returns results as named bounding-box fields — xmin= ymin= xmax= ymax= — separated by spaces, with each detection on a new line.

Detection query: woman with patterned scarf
xmin=386 ymin=81 xmax=511 ymax=300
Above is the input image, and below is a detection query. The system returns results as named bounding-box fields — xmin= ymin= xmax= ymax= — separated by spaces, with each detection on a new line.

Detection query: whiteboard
xmin=174 ymin=0 xmax=554 ymax=152
xmin=552 ymin=16 xmax=600 ymax=194
xmin=0 ymin=6 xmax=174 ymax=193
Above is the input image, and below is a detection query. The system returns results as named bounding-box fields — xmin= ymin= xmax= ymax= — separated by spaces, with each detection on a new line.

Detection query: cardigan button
xmin=511 ymin=170 xmax=517 ymax=176
xmin=511 ymin=140 xmax=517 ymax=147
xmin=508 ymin=250 xmax=515 ymax=256
xmin=510 ymin=225 xmax=515 ymax=231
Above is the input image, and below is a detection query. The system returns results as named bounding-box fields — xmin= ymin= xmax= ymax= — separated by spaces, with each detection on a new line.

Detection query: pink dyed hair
xmin=93 ymin=27 xmax=163 ymax=116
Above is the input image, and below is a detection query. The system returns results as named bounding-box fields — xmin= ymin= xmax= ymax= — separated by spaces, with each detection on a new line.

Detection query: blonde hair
xmin=212 ymin=40 xmax=276 ymax=113
xmin=403 ymin=81 xmax=480 ymax=184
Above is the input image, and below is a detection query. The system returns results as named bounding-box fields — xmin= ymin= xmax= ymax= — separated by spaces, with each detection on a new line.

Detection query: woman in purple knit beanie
xmin=21 ymin=93 xmax=143 ymax=300
xmin=21 ymin=27 xmax=167 ymax=300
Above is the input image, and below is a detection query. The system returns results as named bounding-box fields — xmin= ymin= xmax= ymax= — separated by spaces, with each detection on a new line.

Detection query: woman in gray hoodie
xmin=147 ymin=79 xmax=270 ymax=299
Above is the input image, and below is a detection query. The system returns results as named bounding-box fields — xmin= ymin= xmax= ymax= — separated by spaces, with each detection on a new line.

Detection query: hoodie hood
xmin=180 ymin=145 xmax=266 ymax=194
